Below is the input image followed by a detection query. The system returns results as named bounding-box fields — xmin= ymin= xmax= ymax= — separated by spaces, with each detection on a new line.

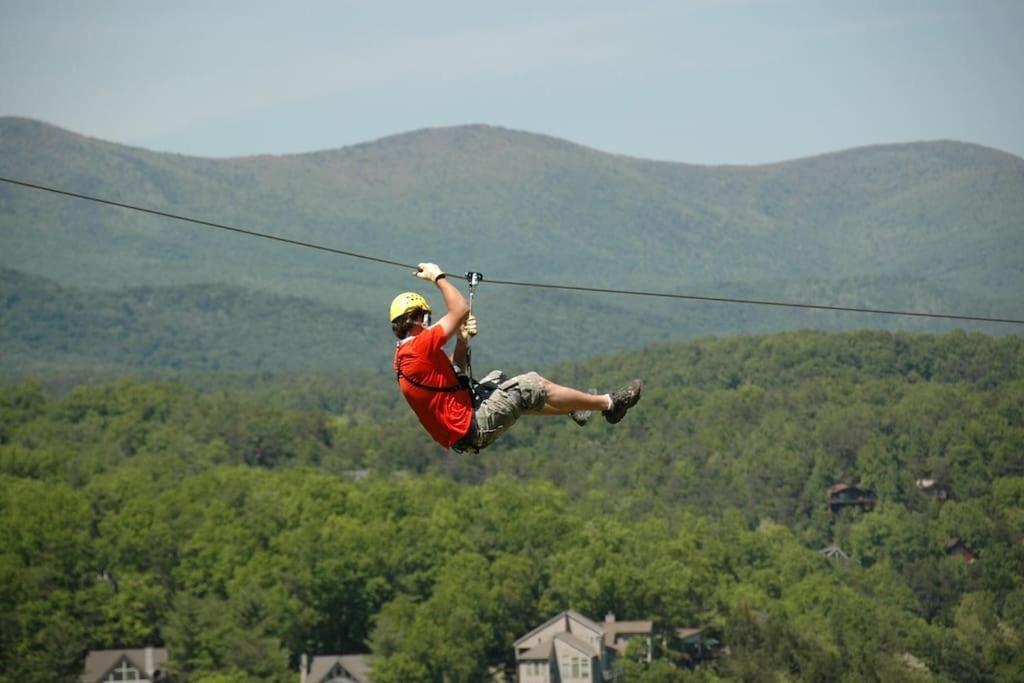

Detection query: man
xmin=391 ymin=262 xmax=643 ymax=452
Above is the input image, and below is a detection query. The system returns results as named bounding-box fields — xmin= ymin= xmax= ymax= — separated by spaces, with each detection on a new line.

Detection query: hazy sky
xmin=2 ymin=0 xmax=1022 ymax=164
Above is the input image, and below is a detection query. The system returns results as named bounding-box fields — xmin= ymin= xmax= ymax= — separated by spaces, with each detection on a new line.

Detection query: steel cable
xmin=2 ymin=174 xmax=1022 ymax=326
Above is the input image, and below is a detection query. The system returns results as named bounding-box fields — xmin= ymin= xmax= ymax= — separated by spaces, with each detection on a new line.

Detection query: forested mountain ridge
xmin=2 ymin=116 xmax=1022 ymax=374
xmin=7 ymin=266 xmax=1016 ymax=378
xmin=0 ymin=268 xmax=378 ymax=375
xmin=2 ymin=330 xmax=1023 ymax=681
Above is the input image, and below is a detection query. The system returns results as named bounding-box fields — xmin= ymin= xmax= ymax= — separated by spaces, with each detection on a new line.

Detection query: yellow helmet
xmin=389 ymin=292 xmax=431 ymax=322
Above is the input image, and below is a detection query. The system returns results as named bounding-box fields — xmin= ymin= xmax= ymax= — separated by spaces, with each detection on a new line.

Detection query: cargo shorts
xmin=454 ymin=370 xmax=547 ymax=451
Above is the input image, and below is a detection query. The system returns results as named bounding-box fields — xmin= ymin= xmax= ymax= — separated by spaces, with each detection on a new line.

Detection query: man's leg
xmin=534 ymin=376 xmax=644 ymax=424
xmin=536 ymin=378 xmax=610 ymax=414
xmin=472 ymin=373 xmax=643 ymax=448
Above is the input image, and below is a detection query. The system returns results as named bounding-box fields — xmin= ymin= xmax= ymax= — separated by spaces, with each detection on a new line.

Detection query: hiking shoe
xmin=569 ymin=409 xmax=591 ymax=426
xmin=603 ymin=379 xmax=643 ymax=424
xmin=569 ymin=388 xmax=598 ymax=426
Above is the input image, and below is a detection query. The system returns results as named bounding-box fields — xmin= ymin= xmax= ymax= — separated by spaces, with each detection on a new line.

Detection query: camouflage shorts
xmin=456 ymin=370 xmax=547 ymax=451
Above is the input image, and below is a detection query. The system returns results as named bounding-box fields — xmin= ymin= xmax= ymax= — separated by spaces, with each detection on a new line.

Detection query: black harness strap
xmin=394 ymin=366 xmax=468 ymax=393
xmin=394 ymin=347 xmax=481 ymax=453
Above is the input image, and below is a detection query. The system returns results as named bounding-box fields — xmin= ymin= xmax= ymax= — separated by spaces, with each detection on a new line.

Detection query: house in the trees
xmin=515 ymin=610 xmax=604 ymax=682
xmin=299 ymin=654 xmax=372 ymax=683
xmin=514 ymin=610 xmax=700 ymax=681
xmin=80 ymin=647 xmax=168 ymax=683
xmin=603 ymin=614 xmax=654 ymax=663
xmin=945 ymin=537 xmax=976 ymax=565
xmin=671 ymin=627 xmax=721 ymax=667
xmin=827 ymin=483 xmax=877 ymax=513
xmin=916 ymin=478 xmax=949 ymax=501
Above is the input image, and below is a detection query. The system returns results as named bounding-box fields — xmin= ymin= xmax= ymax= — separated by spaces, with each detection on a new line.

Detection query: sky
xmin=2 ymin=0 xmax=1022 ymax=165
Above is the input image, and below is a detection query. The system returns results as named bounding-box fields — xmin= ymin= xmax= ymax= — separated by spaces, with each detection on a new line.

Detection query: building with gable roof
xmin=603 ymin=614 xmax=654 ymax=662
xmin=515 ymin=610 xmax=659 ymax=681
xmin=299 ymin=653 xmax=372 ymax=683
xmin=515 ymin=610 xmax=604 ymax=681
xmin=80 ymin=647 xmax=168 ymax=683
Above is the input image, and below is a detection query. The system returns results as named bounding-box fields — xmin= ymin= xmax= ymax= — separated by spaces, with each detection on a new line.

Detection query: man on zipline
xmin=391 ymin=262 xmax=643 ymax=452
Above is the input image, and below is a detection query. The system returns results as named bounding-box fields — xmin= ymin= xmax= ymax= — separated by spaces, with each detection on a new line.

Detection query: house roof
xmin=514 ymin=610 xmax=603 ymax=647
xmin=308 ymin=654 xmax=372 ymax=683
xmin=521 ymin=630 xmax=601 ymax=662
xmin=675 ymin=627 xmax=706 ymax=641
xmin=81 ymin=648 xmax=168 ymax=683
xmin=603 ymin=621 xmax=654 ymax=649
xmin=308 ymin=656 xmax=342 ymax=683
xmin=556 ymin=632 xmax=599 ymax=656
xmin=339 ymin=655 xmax=372 ymax=683
xmin=519 ymin=640 xmax=553 ymax=660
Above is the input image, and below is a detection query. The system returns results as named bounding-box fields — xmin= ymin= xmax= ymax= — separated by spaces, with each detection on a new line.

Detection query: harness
xmin=393 ymin=355 xmax=471 ymax=394
xmin=394 ymin=354 xmax=482 ymax=453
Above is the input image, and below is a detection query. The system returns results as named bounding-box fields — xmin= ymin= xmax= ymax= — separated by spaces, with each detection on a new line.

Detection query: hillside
xmin=3 ymin=267 xmax=1016 ymax=378
xmin=2 ymin=331 xmax=1023 ymax=681
xmin=1 ymin=117 xmax=1022 ymax=372
xmin=0 ymin=268 xmax=380 ymax=375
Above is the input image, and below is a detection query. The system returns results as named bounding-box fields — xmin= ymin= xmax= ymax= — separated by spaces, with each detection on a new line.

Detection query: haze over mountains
xmin=1 ymin=117 xmax=1021 ymax=375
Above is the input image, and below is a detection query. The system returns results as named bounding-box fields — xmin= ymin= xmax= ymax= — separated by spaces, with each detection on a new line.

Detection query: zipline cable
xmin=0 ymin=175 xmax=416 ymax=270
xmin=483 ymin=278 xmax=1024 ymax=325
xmin=2 ymin=174 xmax=1022 ymax=326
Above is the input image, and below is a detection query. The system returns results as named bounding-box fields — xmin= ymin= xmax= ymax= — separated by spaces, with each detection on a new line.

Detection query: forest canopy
xmin=1 ymin=330 xmax=1023 ymax=682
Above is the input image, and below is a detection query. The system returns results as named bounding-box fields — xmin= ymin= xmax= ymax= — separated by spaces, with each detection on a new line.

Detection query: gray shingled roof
xmin=675 ymin=627 xmax=706 ymax=641
xmin=556 ymin=631 xmax=598 ymax=656
xmin=514 ymin=609 xmax=603 ymax=647
xmin=519 ymin=639 xmax=554 ymax=660
xmin=308 ymin=654 xmax=372 ymax=683
xmin=339 ymin=655 xmax=372 ymax=683
xmin=308 ymin=655 xmax=344 ymax=683
xmin=604 ymin=620 xmax=654 ymax=649
xmin=81 ymin=648 xmax=168 ymax=683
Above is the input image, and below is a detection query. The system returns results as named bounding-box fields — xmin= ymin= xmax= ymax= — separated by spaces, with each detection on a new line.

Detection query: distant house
xmin=81 ymin=647 xmax=168 ymax=683
xmin=671 ymin=628 xmax=721 ymax=667
xmin=945 ymin=537 xmax=976 ymax=565
xmin=915 ymin=479 xmax=949 ymax=501
xmin=514 ymin=610 xmax=707 ymax=681
xmin=603 ymin=613 xmax=653 ymax=663
xmin=827 ymin=483 xmax=877 ymax=513
xmin=299 ymin=654 xmax=372 ymax=683
xmin=515 ymin=610 xmax=605 ymax=682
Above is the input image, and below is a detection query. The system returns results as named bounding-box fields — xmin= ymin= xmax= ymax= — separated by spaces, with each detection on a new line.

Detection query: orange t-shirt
xmin=394 ymin=325 xmax=473 ymax=448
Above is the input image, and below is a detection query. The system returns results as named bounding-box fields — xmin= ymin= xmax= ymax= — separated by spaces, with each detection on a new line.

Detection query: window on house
xmin=104 ymin=658 xmax=142 ymax=681
xmin=581 ymin=658 xmax=590 ymax=679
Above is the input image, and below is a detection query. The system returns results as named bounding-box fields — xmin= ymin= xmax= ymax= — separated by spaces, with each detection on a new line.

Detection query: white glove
xmin=459 ymin=314 xmax=478 ymax=342
xmin=415 ymin=262 xmax=444 ymax=283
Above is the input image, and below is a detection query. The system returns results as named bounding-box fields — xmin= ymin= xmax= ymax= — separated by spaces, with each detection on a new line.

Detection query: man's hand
xmin=415 ymin=262 xmax=444 ymax=283
xmin=459 ymin=314 xmax=478 ymax=342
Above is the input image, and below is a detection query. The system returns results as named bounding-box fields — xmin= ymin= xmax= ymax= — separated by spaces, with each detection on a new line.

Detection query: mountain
xmin=0 ymin=268 xmax=379 ymax=375
xmin=1 ymin=117 xmax=1021 ymax=374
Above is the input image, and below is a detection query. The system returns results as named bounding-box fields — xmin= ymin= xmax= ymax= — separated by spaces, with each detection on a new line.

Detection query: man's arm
xmin=452 ymin=315 xmax=477 ymax=372
xmin=416 ymin=262 xmax=469 ymax=340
